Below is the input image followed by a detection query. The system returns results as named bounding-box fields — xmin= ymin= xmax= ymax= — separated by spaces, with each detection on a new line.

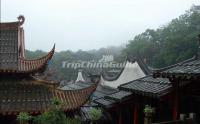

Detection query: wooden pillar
xmin=134 ymin=103 xmax=138 ymax=124
xmin=119 ymin=109 xmax=122 ymax=124
xmin=172 ymin=91 xmax=178 ymax=120
xmin=172 ymin=80 xmax=179 ymax=121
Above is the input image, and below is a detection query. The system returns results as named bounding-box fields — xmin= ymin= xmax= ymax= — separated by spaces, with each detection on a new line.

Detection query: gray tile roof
xmin=105 ymin=91 xmax=132 ymax=101
xmin=153 ymin=57 xmax=200 ymax=79
xmin=0 ymin=30 xmax=18 ymax=69
xmin=119 ymin=76 xmax=172 ymax=98
xmin=93 ymin=98 xmax=116 ymax=107
xmin=93 ymin=90 xmax=132 ymax=107
xmin=92 ymin=85 xmax=117 ymax=100
xmin=60 ymin=82 xmax=92 ymax=90
xmin=164 ymin=59 xmax=200 ymax=74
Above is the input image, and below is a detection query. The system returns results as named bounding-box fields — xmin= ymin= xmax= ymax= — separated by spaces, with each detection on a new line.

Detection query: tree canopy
xmin=25 ymin=5 xmax=200 ymax=79
xmin=124 ymin=5 xmax=200 ymax=68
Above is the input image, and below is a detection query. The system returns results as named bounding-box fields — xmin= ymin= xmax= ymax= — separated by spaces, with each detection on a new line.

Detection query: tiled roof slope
xmin=153 ymin=57 xmax=200 ymax=80
xmin=0 ymin=15 xmax=54 ymax=74
xmin=93 ymin=90 xmax=132 ymax=108
xmin=0 ymin=77 xmax=98 ymax=115
xmin=119 ymin=76 xmax=171 ymax=98
xmin=0 ymin=27 xmax=19 ymax=69
xmin=94 ymin=75 xmax=172 ymax=108
xmin=154 ymin=34 xmax=200 ymax=80
xmin=94 ymin=61 xmax=172 ymax=107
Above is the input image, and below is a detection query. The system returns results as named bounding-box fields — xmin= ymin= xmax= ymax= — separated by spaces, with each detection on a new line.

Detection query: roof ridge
xmin=152 ymin=56 xmax=196 ymax=72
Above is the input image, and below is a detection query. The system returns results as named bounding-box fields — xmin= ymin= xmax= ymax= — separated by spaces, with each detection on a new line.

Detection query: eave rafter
xmin=31 ymin=75 xmax=99 ymax=112
xmin=0 ymin=44 xmax=55 ymax=74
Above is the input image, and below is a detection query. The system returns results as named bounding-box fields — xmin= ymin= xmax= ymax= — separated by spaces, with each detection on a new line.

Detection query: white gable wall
xmin=100 ymin=61 xmax=146 ymax=88
xmin=76 ymin=71 xmax=85 ymax=82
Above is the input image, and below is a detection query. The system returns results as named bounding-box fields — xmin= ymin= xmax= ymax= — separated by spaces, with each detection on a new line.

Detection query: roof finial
xmin=18 ymin=15 xmax=25 ymax=25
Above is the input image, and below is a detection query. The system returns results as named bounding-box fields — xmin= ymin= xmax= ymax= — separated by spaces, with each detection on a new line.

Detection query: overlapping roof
xmin=94 ymin=35 xmax=200 ymax=110
xmin=0 ymin=15 xmax=54 ymax=74
xmin=0 ymin=77 xmax=98 ymax=115
xmin=153 ymin=57 xmax=200 ymax=80
xmin=94 ymin=59 xmax=172 ymax=107
xmin=0 ymin=16 xmax=99 ymax=115
xmin=100 ymin=58 xmax=150 ymax=88
xmin=154 ymin=34 xmax=200 ymax=80
xmin=119 ymin=76 xmax=171 ymax=98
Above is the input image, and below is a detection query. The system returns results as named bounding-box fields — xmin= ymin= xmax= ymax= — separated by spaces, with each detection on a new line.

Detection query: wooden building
xmin=153 ymin=35 xmax=200 ymax=123
xmin=93 ymin=35 xmax=200 ymax=124
xmin=0 ymin=16 xmax=99 ymax=123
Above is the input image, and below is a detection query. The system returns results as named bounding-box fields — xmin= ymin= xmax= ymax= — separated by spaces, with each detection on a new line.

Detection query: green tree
xmin=124 ymin=5 xmax=200 ymax=68
xmin=32 ymin=98 xmax=81 ymax=124
xmin=17 ymin=112 xmax=32 ymax=124
xmin=88 ymin=108 xmax=102 ymax=124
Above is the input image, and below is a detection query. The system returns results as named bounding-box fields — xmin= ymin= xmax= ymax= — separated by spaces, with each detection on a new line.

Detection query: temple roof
xmin=93 ymin=76 xmax=171 ymax=108
xmin=0 ymin=15 xmax=55 ymax=74
xmin=0 ymin=16 xmax=25 ymax=30
xmin=74 ymin=70 xmax=117 ymax=99
xmin=100 ymin=58 xmax=150 ymax=88
xmin=93 ymin=63 xmax=171 ymax=107
xmin=92 ymin=85 xmax=117 ymax=100
xmin=153 ymin=57 xmax=200 ymax=80
xmin=75 ymin=69 xmax=86 ymax=82
xmin=0 ymin=15 xmax=100 ymax=115
xmin=153 ymin=34 xmax=200 ymax=80
xmin=0 ymin=77 xmax=98 ymax=115
xmin=119 ymin=76 xmax=171 ymax=98
xmin=94 ymin=34 xmax=200 ymax=108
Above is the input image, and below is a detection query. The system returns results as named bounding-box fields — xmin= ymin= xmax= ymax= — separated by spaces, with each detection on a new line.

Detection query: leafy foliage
xmin=17 ymin=112 xmax=32 ymax=124
xmin=144 ymin=105 xmax=155 ymax=114
xmin=32 ymin=109 xmax=67 ymax=124
xmin=124 ymin=5 xmax=200 ymax=68
xmin=32 ymin=99 xmax=81 ymax=124
xmin=25 ymin=5 xmax=200 ymax=78
xmin=25 ymin=46 xmax=125 ymax=80
xmin=88 ymin=108 xmax=102 ymax=122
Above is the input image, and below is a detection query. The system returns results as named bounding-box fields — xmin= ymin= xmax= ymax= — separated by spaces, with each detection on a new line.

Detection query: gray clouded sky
xmin=1 ymin=0 xmax=200 ymax=51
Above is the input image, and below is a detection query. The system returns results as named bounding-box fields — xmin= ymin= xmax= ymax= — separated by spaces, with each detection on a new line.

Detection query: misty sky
xmin=1 ymin=0 xmax=200 ymax=52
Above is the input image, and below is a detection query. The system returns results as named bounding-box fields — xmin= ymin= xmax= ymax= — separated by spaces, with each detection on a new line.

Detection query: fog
xmin=1 ymin=0 xmax=200 ymax=51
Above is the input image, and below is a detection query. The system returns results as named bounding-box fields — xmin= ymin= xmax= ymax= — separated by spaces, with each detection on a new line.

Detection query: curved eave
xmin=101 ymin=59 xmax=127 ymax=81
xmin=153 ymin=57 xmax=196 ymax=79
xmin=101 ymin=56 xmax=151 ymax=82
xmin=31 ymin=75 xmax=98 ymax=112
xmin=0 ymin=44 xmax=55 ymax=74
xmin=55 ymin=83 xmax=98 ymax=111
xmin=18 ymin=44 xmax=55 ymax=73
xmin=0 ymin=76 xmax=98 ymax=115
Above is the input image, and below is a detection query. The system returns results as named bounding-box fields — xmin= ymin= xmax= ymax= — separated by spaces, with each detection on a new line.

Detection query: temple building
xmin=100 ymin=57 xmax=151 ymax=88
xmin=93 ymin=35 xmax=200 ymax=124
xmin=0 ymin=16 xmax=99 ymax=123
xmin=2 ymin=15 xmax=199 ymax=124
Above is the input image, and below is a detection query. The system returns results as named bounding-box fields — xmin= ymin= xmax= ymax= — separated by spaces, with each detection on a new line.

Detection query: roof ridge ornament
xmin=18 ymin=15 xmax=25 ymax=25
